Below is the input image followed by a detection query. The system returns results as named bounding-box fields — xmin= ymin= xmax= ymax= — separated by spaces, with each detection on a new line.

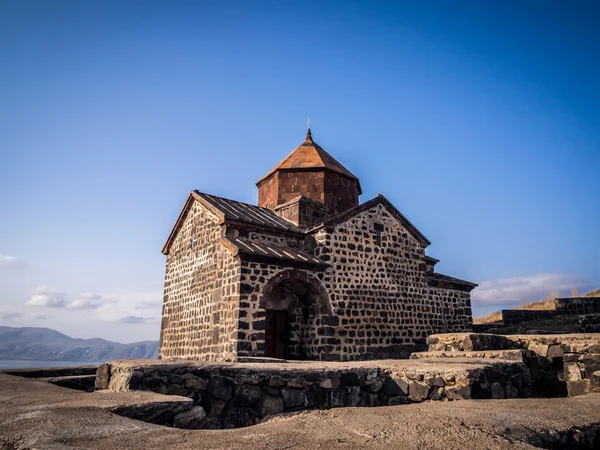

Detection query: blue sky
xmin=1 ymin=1 xmax=598 ymax=342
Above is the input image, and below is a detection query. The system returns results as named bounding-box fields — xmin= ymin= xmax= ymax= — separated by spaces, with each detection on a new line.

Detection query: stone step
xmin=410 ymin=349 xmax=526 ymax=362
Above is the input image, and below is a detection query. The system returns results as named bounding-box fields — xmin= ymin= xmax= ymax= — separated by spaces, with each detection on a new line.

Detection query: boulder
xmin=95 ymin=363 xmax=111 ymax=390
xmin=233 ymin=384 xmax=262 ymax=407
xmin=260 ymin=395 xmax=284 ymax=417
xmin=281 ymin=388 xmax=305 ymax=409
xmin=446 ymin=385 xmax=471 ymax=400
xmin=207 ymin=376 xmax=234 ymax=402
xmin=173 ymin=406 xmax=207 ymax=429
xmin=382 ymin=377 xmax=408 ymax=396
xmin=408 ymin=381 xmax=430 ymax=402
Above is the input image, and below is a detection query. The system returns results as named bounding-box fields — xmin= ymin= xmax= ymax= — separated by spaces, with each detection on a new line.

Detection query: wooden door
xmin=265 ymin=310 xmax=287 ymax=359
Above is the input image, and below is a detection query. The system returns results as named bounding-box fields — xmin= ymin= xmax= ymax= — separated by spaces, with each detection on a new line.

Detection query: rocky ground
xmin=2 ymin=372 xmax=600 ymax=449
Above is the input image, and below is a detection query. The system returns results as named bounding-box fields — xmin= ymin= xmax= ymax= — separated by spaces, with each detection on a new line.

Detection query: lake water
xmin=0 ymin=360 xmax=101 ymax=369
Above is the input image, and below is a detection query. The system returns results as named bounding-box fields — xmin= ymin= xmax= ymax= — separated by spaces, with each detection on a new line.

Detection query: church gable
xmin=308 ymin=195 xmax=430 ymax=248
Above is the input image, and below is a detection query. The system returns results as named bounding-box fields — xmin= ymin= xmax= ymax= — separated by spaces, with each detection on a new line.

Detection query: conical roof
xmin=257 ymin=130 xmax=360 ymax=190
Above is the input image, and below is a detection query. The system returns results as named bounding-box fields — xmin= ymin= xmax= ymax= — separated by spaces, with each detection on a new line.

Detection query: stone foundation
xmin=97 ymin=358 xmax=534 ymax=429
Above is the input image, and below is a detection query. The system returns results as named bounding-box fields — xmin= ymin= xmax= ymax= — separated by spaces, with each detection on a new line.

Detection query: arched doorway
xmin=260 ymin=270 xmax=331 ymax=360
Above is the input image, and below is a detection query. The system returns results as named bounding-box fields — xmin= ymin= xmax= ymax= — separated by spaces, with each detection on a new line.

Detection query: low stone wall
xmin=579 ymin=314 xmax=600 ymax=333
xmin=502 ymin=309 xmax=558 ymax=325
xmin=428 ymin=333 xmax=600 ymax=397
xmin=501 ymin=298 xmax=600 ymax=326
xmin=97 ymin=359 xmax=534 ymax=429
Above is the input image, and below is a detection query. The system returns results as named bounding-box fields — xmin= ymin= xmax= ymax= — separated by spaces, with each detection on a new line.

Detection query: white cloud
xmin=68 ymin=292 xmax=106 ymax=310
xmin=0 ymin=312 xmax=23 ymax=320
xmin=472 ymin=273 xmax=590 ymax=307
xmin=0 ymin=255 xmax=27 ymax=270
xmin=26 ymin=286 xmax=67 ymax=308
xmin=95 ymin=290 xmax=162 ymax=322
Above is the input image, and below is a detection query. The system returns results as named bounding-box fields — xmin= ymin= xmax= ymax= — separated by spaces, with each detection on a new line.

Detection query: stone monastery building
xmin=159 ymin=129 xmax=477 ymax=362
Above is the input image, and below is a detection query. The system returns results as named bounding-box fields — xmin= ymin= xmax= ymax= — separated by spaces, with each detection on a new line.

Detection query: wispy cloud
xmin=120 ymin=315 xmax=155 ymax=324
xmin=35 ymin=314 xmax=49 ymax=320
xmin=26 ymin=286 xmax=67 ymax=308
xmin=0 ymin=255 xmax=27 ymax=270
xmin=0 ymin=312 xmax=23 ymax=320
xmin=472 ymin=273 xmax=590 ymax=307
xmin=68 ymin=292 xmax=107 ymax=309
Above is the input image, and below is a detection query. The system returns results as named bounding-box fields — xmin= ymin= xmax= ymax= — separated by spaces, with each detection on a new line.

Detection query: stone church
xmin=159 ymin=129 xmax=476 ymax=362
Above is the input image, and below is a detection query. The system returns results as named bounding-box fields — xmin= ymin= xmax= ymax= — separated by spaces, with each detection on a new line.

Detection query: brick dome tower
xmin=256 ymin=129 xmax=362 ymax=216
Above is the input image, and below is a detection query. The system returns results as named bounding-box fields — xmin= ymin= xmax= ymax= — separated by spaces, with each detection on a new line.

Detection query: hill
xmin=0 ymin=326 xmax=158 ymax=362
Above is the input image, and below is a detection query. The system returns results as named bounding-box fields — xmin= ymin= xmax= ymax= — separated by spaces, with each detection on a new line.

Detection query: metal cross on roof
xmin=306 ymin=117 xmax=311 ymax=130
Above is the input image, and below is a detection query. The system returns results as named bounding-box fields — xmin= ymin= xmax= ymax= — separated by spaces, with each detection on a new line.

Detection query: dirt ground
xmin=1 ymin=372 xmax=600 ymax=450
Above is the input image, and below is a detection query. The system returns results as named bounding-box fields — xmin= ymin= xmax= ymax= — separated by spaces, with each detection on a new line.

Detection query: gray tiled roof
xmin=222 ymin=237 xmax=326 ymax=267
xmin=195 ymin=191 xmax=303 ymax=234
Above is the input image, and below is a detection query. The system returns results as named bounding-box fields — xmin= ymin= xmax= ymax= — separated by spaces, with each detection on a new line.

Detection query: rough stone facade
xmin=159 ymin=130 xmax=477 ymax=362
xmin=159 ymin=200 xmax=241 ymax=361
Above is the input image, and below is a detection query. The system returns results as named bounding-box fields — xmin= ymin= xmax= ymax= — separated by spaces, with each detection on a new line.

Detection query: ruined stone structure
xmin=159 ymin=130 xmax=477 ymax=362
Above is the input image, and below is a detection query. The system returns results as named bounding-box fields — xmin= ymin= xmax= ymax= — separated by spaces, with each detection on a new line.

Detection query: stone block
xmin=345 ymin=386 xmax=361 ymax=406
xmin=319 ymin=379 xmax=340 ymax=389
xmin=287 ymin=377 xmax=308 ymax=389
xmin=326 ymin=388 xmax=346 ymax=408
xmin=95 ymin=363 xmax=111 ymax=390
xmin=281 ymin=388 xmax=305 ymax=409
xmin=260 ymin=395 xmax=284 ymax=417
xmin=173 ymin=406 xmax=207 ymax=429
xmin=382 ymin=377 xmax=408 ymax=396
xmin=408 ymin=381 xmax=430 ymax=402
xmin=207 ymin=376 xmax=234 ymax=402
xmin=547 ymin=345 xmax=564 ymax=359
xmin=490 ymin=382 xmax=505 ymax=399
xmin=234 ymin=384 xmax=262 ymax=407
xmin=365 ymin=378 xmax=384 ymax=393
xmin=268 ymin=375 xmax=286 ymax=387
xmin=183 ymin=375 xmax=209 ymax=391
xmin=504 ymin=384 xmax=519 ymax=399
xmin=425 ymin=376 xmax=445 ymax=387
xmin=564 ymin=362 xmax=583 ymax=382
xmin=582 ymin=354 xmax=600 ymax=378
xmin=446 ymin=385 xmax=471 ymax=400
xmin=429 ymin=387 xmax=444 ymax=401
xmin=305 ymin=384 xmax=325 ymax=407
xmin=567 ymin=379 xmax=591 ymax=397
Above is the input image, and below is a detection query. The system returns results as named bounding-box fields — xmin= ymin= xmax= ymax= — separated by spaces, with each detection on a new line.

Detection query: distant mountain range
xmin=0 ymin=326 xmax=158 ymax=362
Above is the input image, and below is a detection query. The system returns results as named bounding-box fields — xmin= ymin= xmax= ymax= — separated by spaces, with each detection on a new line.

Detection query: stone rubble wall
xmin=427 ymin=333 xmax=600 ymax=397
xmin=159 ymin=201 xmax=241 ymax=361
xmin=97 ymin=359 xmax=533 ymax=430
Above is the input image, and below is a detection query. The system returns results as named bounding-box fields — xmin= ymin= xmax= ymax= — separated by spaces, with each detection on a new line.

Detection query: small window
xmin=337 ymin=199 xmax=343 ymax=213
xmin=374 ymin=223 xmax=383 ymax=246
xmin=190 ymin=233 xmax=197 ymax=249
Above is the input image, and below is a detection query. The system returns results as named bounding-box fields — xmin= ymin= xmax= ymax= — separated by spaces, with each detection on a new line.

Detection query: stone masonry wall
xmin=427 ymin=287 xmax=473 ymax=333
xmin=159 ymin=202 xmax=241 ymax=361
xmin=310 ymin=204 xmax=472 ymax=360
